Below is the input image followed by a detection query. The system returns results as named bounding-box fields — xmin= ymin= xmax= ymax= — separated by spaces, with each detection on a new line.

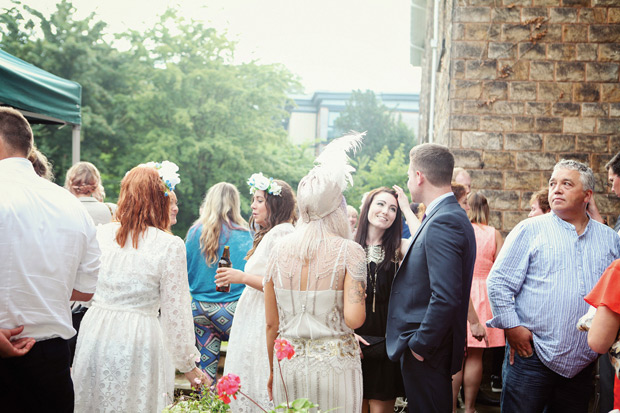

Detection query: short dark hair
xmin=409 ymin=143 xmax=454 ymax=186
xmin=0 ymin=107 xmax=33 ymax=157
xmin=606 ymin=152 xmax=620 ymax=176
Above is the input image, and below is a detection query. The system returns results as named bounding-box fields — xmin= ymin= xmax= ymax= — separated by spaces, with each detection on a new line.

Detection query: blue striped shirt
xmin=487 ymin=212 xmax=620 ymax=378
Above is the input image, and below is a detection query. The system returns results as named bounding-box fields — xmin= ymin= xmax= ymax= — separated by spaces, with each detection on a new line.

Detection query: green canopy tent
xmin=0 ymin=49 xmax=82 ymax=163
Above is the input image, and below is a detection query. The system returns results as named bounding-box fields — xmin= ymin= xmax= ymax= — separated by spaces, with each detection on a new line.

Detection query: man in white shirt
xmin=0 ymin=107 xmax=101 ymax=412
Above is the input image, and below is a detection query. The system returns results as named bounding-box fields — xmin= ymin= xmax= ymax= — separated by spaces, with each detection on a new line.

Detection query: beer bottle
xmin=216 ymin=246 xmax=231 ymax=293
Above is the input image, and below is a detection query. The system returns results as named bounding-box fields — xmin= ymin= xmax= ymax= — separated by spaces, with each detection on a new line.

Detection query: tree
xmin=334 ymin=90 xmax=416 ymax=161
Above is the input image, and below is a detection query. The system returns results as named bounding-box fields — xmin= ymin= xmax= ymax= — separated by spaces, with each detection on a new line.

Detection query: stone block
xmin=462 ymin=100 xmax=494 ymax=114
xmin=594 ymin=0 xmax=620 ymax=5
xmin=462 ymin=131 xmax=503 ymax=150
xmin=610 ymin=8 xmax=620 ymax=23
xmin=610 ymin=135 xmax=620 ymax=150
xmin=505 ymin=171 xmax=543 ymax=190
xmin=479 ymin=189 xmax=521 ymax=210
xmin=552 ymin=102 xmax=581 ymax=116
xmin=517 ymin=152 xmax=558 ymax=170
xmin=504 ymin=211 xmax=531 ymax=230
xmin=549 ymin=8 xmax=579 ymax=23
xmin=574 ymin=83 xmax=601 ymax=102
xmin=545 ymin=134 xmax=576 ymax=151
xmin=453 ymin=80 xmax=483 ymax=99
xmin=560 ymin=152 xmax=591 ymax=163
xmin=599 ymin=44 xmax=620 ymax=63
xmin=556 ymin=62 xmax=585 ymax=81
xmin=455 ymin=7 xmax=492 ymax=23
xmin=562 ymin=0 xmax=590 ymax=5
xmin=494 ymin=101 xmax=525 ymax=115
xmin=526 ymin=102 xmax=552 ymax=115
xmin=598 ymin=119 xmax=620 ymax=134
xmin=539 ymin=24 xmax=563 ymax=43
xmin=539 ymin=82 xmax=572 ymax=101
xmin=522 ymin=8 xmax=549 ymax=20
xmin=451 ymin=115 xmax=480 ymax=130
xmin=511 ymin=82 xmax=538 ymax=100
xmin=593 ymin=194 xmax=620 ymax=215
xmin=611 ymin=103 xmax=620 ymax=117
xmin=502 ymin=24 xmax=531 ymax=42
xmin=579 ymin=8 xmax=607 ymax=23
xmin=515 ymin=116 xmax=536 ymax=131
xmin=470 ymin=170 xmax=504 ymax=188
xmin=466 ymin=60 xmax=498 ymax=80
xmin=577 ymin=135 xmax=609 ymax=152
xmin=499 ymin=60 xmax=530 ymax=80
xmin=451 ymin=100 xmax=464 ymax=114
xmin=533 ymin=0 xmax=561 ymax=5
xmin=468 ymin=0 xmax=497 ymax=6
xmin=454 ymin=23 xmax=467 ymax=41
xmin=482 ymin=151 xmax=515 ymax=170
xmin=465 ymin=23 xmax=502 ymax=41
xmin=488 ymin=210 xmax=502 ymax=230
xmin=489 ymin=42 xmax=517 ymax=59
xmin=504 ymin=0 xmax=537 ymax=5
xmin=536 ymin=117 xmax=563 ymax=132
xmin=564 ymin=117 xmax=596 ymax=133
xmin=453 ymin=149 xmax=484 ymax=168
xmin=590 ymin=25 xmax=620 ymax=43
xmin=449 ymin=130 xmax=462 ymax=147
xmin=602 ymin=84 xmax=620 ymax=102
xmin=453 ymin=42 xmax=487 ymax=59
xmin=548 ymin=44 xmax=577 ymax=61
xmin=453 ymin=60 xmax=466 ymax=79
xmin=492 ymin=7 xmax=522 ymax=22
xmin=505 ymin=133 xmax=543 ymax=150
xmin=521 ymin=191 xmax=537 ymax=211
xmin=587 ymin=63 xmax=620 ymax=82
xmin=530 ymin=61 xmax=555 ymax=81
xmin=594 ymin=172 xmax=609 ymax=192
xmin=582 ymin=103 xmax=609 ymax=117
xmin=576 ymin=43 xmax=598 ymax=61
xmin=481 ymin=115 xmax=513 ymax=131
xmin=592 ymin=153 xmax=614 ymax=173
xmin=518 ymin=43 xmax=547 ymax=60
xmin=562 ymin=25 xmax=589 ymax=43
xmin=483 ymin=81 xmax=509 ymax=100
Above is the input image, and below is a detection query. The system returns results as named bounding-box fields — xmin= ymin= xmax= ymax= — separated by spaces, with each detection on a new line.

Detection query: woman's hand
xmin=267 ymin=371 xmax=274 ymax=401
xmin=469 ymin=322 xmax=489 ymax=347
xmin=354 ymin=333 xmax=369 ymax=359
xmin=215 ymin=268 xmax=245 ymax=287
xmin=393 ymin=185 xmax=411 ymax=213
xmin=184 ymin=367 xmax=211 ymax=389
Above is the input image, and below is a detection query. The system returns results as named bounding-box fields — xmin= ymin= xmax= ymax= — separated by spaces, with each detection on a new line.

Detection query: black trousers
xmin=0 ymin=337 xmax=74 ymax=413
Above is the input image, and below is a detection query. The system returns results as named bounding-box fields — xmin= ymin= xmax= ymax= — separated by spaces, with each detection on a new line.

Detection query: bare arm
xmin=393 ymin=185 xmax=420 ymax=235
xmin=215 ymin=269 xmax=265 ymax=291
xmin=343 ymin=270 xmax=366 ymax=330
xmin=468 ymin=298 xmax=488 ymax=346
xmin=264 ymin=277 xmax=280 ymax=400
xmin=70 ymin=290 xmax=94 ymax=302
xmin=588 ymin=305 xmax=620 ymax=354
xmin=493 ymin=229 xmax=504 ymax=261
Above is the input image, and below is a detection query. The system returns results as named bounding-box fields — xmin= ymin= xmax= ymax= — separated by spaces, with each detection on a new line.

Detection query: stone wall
xmin=436 ymin=0 xmax=620 ymax=233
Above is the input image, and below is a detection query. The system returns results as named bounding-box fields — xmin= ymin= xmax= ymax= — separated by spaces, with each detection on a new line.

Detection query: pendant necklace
xmin=365 ymin=245 xmax=384 ymax=313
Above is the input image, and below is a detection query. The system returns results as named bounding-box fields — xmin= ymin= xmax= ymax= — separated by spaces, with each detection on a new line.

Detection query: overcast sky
xmin=21 ymin=0 xmax=421 ymax=94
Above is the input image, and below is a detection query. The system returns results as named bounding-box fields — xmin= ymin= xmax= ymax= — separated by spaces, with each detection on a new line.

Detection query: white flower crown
xmin=143 ymin=161 xmax=180 ymax=196
xmin=247 ymin=172 xmax=282 ymax=196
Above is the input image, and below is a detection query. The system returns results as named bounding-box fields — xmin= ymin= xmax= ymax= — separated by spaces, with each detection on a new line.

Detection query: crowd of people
xmin=3 ymin=105 xmax=620 ymax=413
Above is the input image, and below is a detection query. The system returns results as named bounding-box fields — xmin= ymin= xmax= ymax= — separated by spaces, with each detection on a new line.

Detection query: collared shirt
xmin=78 ymin=196 xmax=113 ymax=226
xmin=424 ymin=191 xmax=453 ymax=217
xmin=487 ymin=212 xmax=620 ymax=378
xmin=0 ymin=158 xmax=101 ymax=341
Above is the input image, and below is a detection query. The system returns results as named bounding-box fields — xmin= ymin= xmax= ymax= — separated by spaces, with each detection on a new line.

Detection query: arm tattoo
xmin=348 ymin=280 xmax=366 ymax=304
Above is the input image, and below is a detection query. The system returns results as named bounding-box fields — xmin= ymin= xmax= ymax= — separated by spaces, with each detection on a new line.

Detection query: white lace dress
xmin=267 ymin=237 xmax=367 ymax=412
xmin=73 ymin=223 xmax=198 ymax=413
xmin=223 ymin=223 xmax=294 ymax=412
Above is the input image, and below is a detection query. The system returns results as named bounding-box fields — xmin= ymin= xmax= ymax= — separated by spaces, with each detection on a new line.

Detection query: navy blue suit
xmin=386 ymin=195 xmax=476 ymax=412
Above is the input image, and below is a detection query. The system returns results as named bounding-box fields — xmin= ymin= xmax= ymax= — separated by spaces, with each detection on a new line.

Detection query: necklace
xmin=365 ymin=245 xmax=384 ymax=313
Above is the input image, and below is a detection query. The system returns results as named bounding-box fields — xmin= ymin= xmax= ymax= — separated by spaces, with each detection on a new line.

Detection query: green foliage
xmin=0 ymin=1 xmax=314 ymax=237
xmin=163 ymin=386 xmax=230 ymax=413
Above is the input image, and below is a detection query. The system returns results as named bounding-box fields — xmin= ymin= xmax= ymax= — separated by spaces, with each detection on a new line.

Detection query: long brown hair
xmin=468 ymin=192 xmax=490 ymax=225
xmin=354 ymin=187 xmax=403 ymax=273
xmin=115 ymin=166 xmax=170 ymax=248
xmin=246 ymin=179 xmax=297 ymax=259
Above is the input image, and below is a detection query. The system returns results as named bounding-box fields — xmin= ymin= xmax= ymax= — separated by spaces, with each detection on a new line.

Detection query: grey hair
xmin=552 ymin=159 xmax=595 ymax=192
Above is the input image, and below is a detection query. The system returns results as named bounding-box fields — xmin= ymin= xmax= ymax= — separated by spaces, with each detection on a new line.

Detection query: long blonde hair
xmin=196 ymin=182 xmax=248 ymax=265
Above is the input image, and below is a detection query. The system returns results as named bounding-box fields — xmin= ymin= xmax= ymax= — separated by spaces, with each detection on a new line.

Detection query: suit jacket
xmin=386 ymin=195 xmax=476 ymax=375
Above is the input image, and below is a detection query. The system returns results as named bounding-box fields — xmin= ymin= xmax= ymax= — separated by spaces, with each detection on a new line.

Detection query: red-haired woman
xmin=72 ymin=164 xmax=208 ymax=413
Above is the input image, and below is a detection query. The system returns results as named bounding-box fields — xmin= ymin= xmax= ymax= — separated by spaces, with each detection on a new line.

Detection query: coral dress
xmin=467 ymin=224 xmax=505 ymax=348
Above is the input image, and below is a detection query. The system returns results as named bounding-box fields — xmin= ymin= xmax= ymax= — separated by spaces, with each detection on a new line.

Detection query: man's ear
xmin=584 ymin=189 xmax=593 ymax=205
xmin=416 ymin=170 xmax=424 ymax=186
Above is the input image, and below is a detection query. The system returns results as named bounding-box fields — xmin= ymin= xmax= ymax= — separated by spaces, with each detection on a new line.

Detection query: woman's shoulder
xmin=267 ymin=222 xmax=295 ymax=238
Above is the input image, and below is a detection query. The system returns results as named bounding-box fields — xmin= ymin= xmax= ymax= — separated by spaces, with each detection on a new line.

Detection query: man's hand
xmin=505 ymin=326 xmax=533 ymax=365
xmin=0 ymin=326 xmax=35 ymax=358
xmin=411 ymin=349 xmax=424 ymax=362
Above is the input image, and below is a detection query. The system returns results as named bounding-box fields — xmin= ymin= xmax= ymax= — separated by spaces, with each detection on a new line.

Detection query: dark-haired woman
xmin=217 ymin=173 xmax=297 ymax=412
xmin=354 ymin=187 xmax=410 ymax=413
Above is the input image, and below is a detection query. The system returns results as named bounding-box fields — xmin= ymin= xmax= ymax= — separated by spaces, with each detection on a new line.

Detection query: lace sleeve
xmin=345 ymin=240 xmax=367 ymax=286
xmin=265 ymin=245 xmax=280 ymax=286
xmin=160 ymin=235 xmax=199 ymax=373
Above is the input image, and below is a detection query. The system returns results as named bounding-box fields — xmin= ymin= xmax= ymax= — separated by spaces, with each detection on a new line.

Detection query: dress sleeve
xmin=345 ymin=240 xmax=367 ymax=286
xmin=585 ymin=259 xmax=620 ymax=315
xmin=160 ymin=235 xmax=199 ymax=373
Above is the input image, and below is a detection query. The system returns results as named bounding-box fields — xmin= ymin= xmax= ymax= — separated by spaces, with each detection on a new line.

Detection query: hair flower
xmin=247 ymin=172 xmax=282 ymax=196
xmin=142 ymin=161 xmax=181 ymax=194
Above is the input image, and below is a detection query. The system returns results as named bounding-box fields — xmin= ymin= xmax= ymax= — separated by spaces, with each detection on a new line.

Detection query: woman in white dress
xmin=72 ymin=163 xmax=209 ymax=413
xmin=216 ymin=173 xmax=297 ymax=412
xmin=265 ymin=133 xmax=367 ymax=412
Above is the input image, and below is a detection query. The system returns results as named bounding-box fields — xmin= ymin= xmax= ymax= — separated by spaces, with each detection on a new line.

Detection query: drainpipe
xmin=427 ymin=0 xmax=440 ymax=143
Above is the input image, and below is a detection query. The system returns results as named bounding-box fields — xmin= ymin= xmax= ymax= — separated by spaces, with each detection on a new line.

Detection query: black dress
xmin=355 ymin=252 xmax=405 ymax=401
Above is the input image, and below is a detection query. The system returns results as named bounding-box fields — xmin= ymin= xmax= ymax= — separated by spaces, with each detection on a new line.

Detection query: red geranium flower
xmin=216 ymin=373 xmax=241 ymax=404
xmin=274 ymin=338 xmax=295 ymax=361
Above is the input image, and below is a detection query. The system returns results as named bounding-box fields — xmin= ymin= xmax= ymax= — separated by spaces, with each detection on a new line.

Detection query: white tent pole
xmin=72 ymin=124 xmax=81 ymax=164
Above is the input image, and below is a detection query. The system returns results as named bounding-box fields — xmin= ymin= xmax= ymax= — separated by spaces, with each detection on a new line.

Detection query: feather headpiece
xmin=297 ymin=131 xmax=365 ymax=222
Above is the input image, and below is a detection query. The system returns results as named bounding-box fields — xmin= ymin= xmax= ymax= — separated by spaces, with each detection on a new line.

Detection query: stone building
xmin=416 ymin=0 xmax=620 ymax=233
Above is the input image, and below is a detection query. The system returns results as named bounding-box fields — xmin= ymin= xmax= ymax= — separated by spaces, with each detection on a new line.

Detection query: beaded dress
xmin=267 ymin=237 xmax=367 ymax=412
